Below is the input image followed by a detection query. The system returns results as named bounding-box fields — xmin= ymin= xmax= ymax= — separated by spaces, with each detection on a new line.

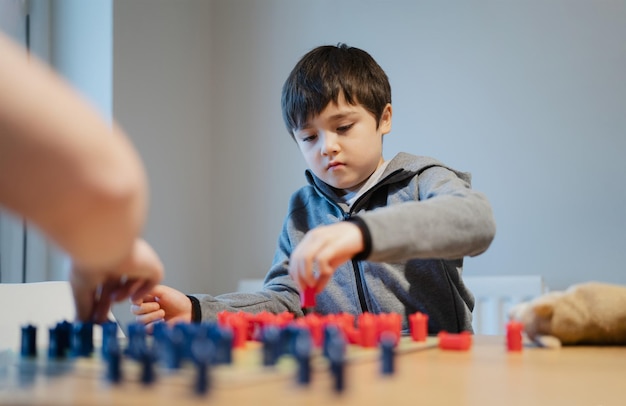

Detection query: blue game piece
xmin=261 ymin=325 xmax=281 ymax=367
xmin=153 ymin=320 xmax=169 ymax=341
xmin=323 ymin=324 xmax=343 ymax=359
xmin=21 ymin=324 xmax=37 ymax=358
xmin=125 ymin=322 xmax=147 ymax=360
xmin=151 ymin=321 xmax=169 ymax=359
xmin=293 ymin=328 xmax=312 ymax=386
xmin=101 ymin=321 xmax=119 ymax=360
xmin=210 ymin=323 xmax=233 ymax=365
xmin=191 ymin=338 xmax=215 ymax=395
xmin=105 ymin=340 xmax=123 ymax=384
xmin=173 ymin=323 xmax=195 ymax=362
xmin=56 ymin=320 xmax=72 ymax=356
xmin=139 ymin=344 xmax=157 ymax=385
xmin=71 ymin=322 xmax=94 ymax=357
xmin=163 ymin=326 xmax=186 ymax=370
xmin=380 ymin=333 xmax=395 ymax=376
xmin=48 ymin=326 xmax=64 ymax=359
xmin=280 ymin=324 xmax=300 ymax=357
xmin=326 ymin=331 xmax=347 ymax=393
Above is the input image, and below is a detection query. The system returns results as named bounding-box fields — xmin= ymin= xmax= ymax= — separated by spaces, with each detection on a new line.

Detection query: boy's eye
xmin=337 ymin=124 xmax=353 ymax=133
xmin=301 ymin=134 xmax=317 ymax=142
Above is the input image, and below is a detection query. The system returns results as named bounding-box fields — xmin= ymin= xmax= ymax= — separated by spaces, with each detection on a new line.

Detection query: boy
xmin=132 ymin=44 xmax=496 ymax=333
xmin=0 ymin=33 xmax=164 ymax=322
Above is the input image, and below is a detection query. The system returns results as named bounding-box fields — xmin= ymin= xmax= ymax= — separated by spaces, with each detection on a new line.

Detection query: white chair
xmin=0 ymin=281 xmax=122 ymax=352
xmin=464 ymin=275 xmax=547 ymax=335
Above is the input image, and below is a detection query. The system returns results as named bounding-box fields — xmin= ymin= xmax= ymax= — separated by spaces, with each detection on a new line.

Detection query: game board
xmin=0 ymin=311 xmax=439 ymax=396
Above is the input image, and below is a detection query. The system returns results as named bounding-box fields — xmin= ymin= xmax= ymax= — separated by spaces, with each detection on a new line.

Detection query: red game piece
xmin=377 ymin=313 xmax=402 ymax=346
xmin=276 ymin=311 xmax=295 ymax=326
xmin=506 ymin=321 xmax=524 ymax=351
xmin=409 ymin=312 xmax=429 ymax=342
xmin=438 ymin=331 xmax=472 ymax=351
xmin=217 ymin=312 xmax=248 ymax=348
xmin=358 ymin=313 xmax=378 ymax=347
xmin=301 ymin=286 xmax=316 ymax=309
xmin=305 ymin=314 xmax=324 ymax=347
xmin=294 ymin=313 xmax=324 ymax=347
xmin=345 ymin=325 xmax=361 ymax=345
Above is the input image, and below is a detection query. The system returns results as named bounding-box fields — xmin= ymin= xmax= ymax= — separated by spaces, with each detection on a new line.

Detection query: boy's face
xmin=293 ymin=94 xmax=392 ymax=193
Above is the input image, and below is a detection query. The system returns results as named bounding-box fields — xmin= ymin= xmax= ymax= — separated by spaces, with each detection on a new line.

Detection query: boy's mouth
xmin=327 ymin=161 xmax=344 ymax=170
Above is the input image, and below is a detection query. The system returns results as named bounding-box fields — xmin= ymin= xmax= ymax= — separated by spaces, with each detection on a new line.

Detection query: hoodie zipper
xmin=312 ymin=168 xmax=405 ymax=315
xmin=343 ymin=211 xmax=370 ymax=314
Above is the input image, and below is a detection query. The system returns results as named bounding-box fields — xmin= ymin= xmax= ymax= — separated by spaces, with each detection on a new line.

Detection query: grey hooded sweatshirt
xmin=191 ymin=152 xmax=496 ymax=334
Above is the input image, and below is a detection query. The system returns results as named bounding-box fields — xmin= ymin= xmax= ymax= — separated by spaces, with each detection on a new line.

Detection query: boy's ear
xmin=379 ymin=103 xmax=392 ymax=135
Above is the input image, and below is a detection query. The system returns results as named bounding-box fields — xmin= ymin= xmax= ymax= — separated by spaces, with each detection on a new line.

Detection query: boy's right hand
xmin=289 ymin=221 xmax=364 ymax=294
xmin=130 ymin=284 xmax=193 ymax=328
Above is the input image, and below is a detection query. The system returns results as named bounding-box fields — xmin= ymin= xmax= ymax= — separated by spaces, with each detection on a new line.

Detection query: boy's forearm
xmin=191 ymin=287 xmax=303 ymax=322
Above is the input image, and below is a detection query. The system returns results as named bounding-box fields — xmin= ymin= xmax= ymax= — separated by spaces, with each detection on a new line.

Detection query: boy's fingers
xmin=130 ymin=294 xmax=157 ymax=306
xmin=129 ymin=280 xmax=159 ymax=303
xmin=315 ymin=273 xmax=331 ymax=294
xmin=135 ymin=309 xmax=166 ymax=325
xmin=130 ymin=301 xmax=161 ymax=315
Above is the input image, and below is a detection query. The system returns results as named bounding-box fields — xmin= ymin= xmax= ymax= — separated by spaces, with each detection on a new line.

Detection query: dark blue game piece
xmin=191 ymin=338 xmax=215 ymax=395
xmin=280 ymin=324 xmax=301 ymax=357
xmin=48 ymin=326 xmax=64 ymax=359
xmin=105 ymin=340 xmax=123 ymax=384
xmin=125 ymin=322 xmax=147 ymax=360
xmin=162 ymin=326 xmax=186 ymax=370
xmin=210 ymin=324 xmax=233 ymax=365
xmin=153 ymin=320 xmax=169 ymax=341
xmin=293 ymin=328 xmax=312 ymax=386
xmin=380 ymin=333 xmax=395 ymax=376
xmin=326 ymin=331 xmax=347 ymax=393
xmin=197 ymin=322 xmax=230 ymax=365
xmin=323 ymin=324 xmax=343 ymax=359
xmin=139 ymin=344 xmax=157 ymax=385
xmin=56 ymin=320 xmax=72 ymax=356
xmin=261 ymin=325 xmax=281 ymax=367
xmin=172 ymin=323 xmax=194 ymax=362
xmin=71 ymin=322 xmax=94 ymax=357
xmin=151 ymin=321 xmax=169 ymax=360
xmin=101 ymin=321 xmax=119 ymax=360
xmin=20 ymin=324 xmax=37 ymax=358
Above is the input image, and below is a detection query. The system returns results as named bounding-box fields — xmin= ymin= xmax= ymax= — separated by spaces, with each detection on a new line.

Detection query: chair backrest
xmin=464 ymin=275 xmax=547 ymax=335
xmin=0 ymin=281 xmax=122 ymax=352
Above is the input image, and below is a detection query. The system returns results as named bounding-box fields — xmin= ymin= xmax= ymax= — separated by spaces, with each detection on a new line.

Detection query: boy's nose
xmin=320 ymin=132 xmax=340 ymax=155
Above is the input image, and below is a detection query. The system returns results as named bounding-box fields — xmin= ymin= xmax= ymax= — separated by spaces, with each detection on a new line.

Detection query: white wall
xmin=113 ymin=1 xmax=214 ymax=295
xmin=112 ymin=0 xmax=626 ymax=298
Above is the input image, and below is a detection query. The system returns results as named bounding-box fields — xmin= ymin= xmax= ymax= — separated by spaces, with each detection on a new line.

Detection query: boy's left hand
xmin=289 ymin=221 xmax=364 ymax=294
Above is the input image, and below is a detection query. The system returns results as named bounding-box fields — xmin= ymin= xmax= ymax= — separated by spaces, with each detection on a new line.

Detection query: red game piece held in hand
xmin=301 ymin=286 xmax=316 ymax=309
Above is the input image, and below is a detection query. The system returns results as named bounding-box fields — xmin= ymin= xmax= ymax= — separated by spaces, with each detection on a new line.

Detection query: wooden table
xmin=1 ymin=336 xmax=624 ymax=405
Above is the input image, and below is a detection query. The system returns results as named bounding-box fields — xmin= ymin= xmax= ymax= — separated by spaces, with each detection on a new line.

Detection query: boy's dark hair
xmin=281 ymin=43 xmax=392 ymax=137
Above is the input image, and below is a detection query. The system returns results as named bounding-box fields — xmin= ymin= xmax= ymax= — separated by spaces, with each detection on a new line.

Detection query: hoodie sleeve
xmin=355 ymin=165 xmax=496 ymax=263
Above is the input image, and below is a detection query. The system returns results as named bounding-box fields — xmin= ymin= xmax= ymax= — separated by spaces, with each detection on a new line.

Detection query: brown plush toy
xmin=508 ymin=282 xmax=626 ymax=348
